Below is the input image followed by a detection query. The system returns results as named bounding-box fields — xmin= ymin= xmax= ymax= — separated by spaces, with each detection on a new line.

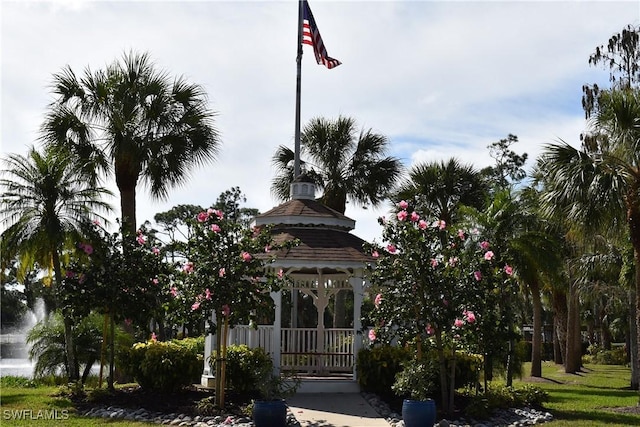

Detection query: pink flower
xmin=397 ymin=210 xmax=408 ymax=221
xmin=197 ymin=211 xmax=209 ymax=222
xmin=398 ymin=200 xmax=408 ymax=210
xmin=151 ymin=332 xmax=157 ymax=342
xmin=65 ymin=271 xmax=75 ymax=279
xmin=433 ymin=219 xmax=446 ymax=230
xmin=457 ymin=229 xmax=465 ymax=240
xmin=387 ymin=244 xmax=397 ymax=254
xmin=124 ymin=318 xmax=132 ymax=326
xmin=465 ymin=311 xmax=476 ymax=324
xmin=425 ymin=324 xmax=434 ymax=335
xmin=152 ymin=278 xmax=159 ymax=285
xmin=170 ymin=287 xmax=178 ymax=297
xmin=374 ymin=293 xmax=383 ymax=308
xmin=222 ymin=304 xmax=230 ymax=317
xmin=214 ymin=209 xmax=224 ymax=219
xmin=418 ymin=220 xmax=428 ymax=230
xmin=454 ymin=318 xmax=464 ymax=328
xmin=474 ymin=271 xmax=482 ymax=281
xmin=224 ymin=416 xmax=233 ymax=424
xmin=430 ymin=258 xmax=439 ymax=268
xmin=136 ymin=234 xmax=146 ymax=245
xmin=480 ymin=241 xmax=490 ymax=250
xmin=278 ymin=269 xmax=284 ymax=279
xmin=152 ymin=247 xmax=160 ymax=255
xmin=448 ymin=257 xmax=458 ymax=267
xmin=484 ymin=251 xmax=494 ymax=261
xmin=241 ymin=251 xmax=252 ymax=262
xmin=191 ymin=301 xmax=201 ymax=311
xmin=442 ymin=299 xmax=449 ymax=306
xmin=410 ymin=211 xmax=420 ymax=222
xmin=92 ymin=220 xmax=101 ymax=226
xmin=372 ymin=250 xmax=379 ymax=259
xmin=368 ymin=329 xmax=377 ymax=341
xmin=81 ymin=243 xmax=93 ymax=255
xmin=219 ymin=267 xmax=226 ymax=277
xmin=264 ymin=244 xmax=271 ymax=252
xmin=504 ymin=265 xmax=513 ymax=275
xmin=205 ymin=288 xmax=212 ymax=300
xmin=183 ymin=262 xmax=194 ymax=273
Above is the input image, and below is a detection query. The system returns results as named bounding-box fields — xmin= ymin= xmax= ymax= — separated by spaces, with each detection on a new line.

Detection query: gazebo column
xmin=201 ymin=310 xmax=217 ymax=387
xmin=350 ymin=275 xmax=365 ymax=381
xmin=271 ymin=290 xmax=282 ymax=375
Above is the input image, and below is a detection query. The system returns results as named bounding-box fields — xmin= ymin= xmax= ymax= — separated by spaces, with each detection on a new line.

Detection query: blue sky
xmin=2 ymin=0 xmax=639 ymax=242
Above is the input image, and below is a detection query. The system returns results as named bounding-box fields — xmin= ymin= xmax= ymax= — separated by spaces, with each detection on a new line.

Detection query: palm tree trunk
xmin=52 ymin=250 xmax=79 ymax=382
xmin=552 ymin=289 xmax=567 ymax=365
xmin=530 ymin=280 xmax=543 ymax=377
xmin=115 ymin=166 xmax=138 ymax=236
xmin=630 ymin=289 xmax=639 ymax=389
xmin=565 ymin=281 xmax=581 ymax=373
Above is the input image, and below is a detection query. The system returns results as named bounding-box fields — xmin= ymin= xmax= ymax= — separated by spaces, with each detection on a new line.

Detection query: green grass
xmin=515 ymin=362 xmax=640 ymax=427
xmin=0 ymin=378 xmax=146 ymax=427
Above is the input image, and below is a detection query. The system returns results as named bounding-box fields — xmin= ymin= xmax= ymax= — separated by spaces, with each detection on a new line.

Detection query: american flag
xmin=302 ymin=1 xmax=341 ymax=69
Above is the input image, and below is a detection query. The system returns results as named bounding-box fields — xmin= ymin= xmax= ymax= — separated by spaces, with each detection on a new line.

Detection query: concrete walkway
xmin=286 ymin=393 xmax=390 ymax=427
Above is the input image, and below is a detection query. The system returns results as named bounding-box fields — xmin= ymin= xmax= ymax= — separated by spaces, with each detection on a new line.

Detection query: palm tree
xmin=0 ymin=147 xmax=112 ymax=382
xmin=271 ymin=115 xmax=402 ymax=328
xmin=41 ymin=51 xmax=220 ymax=235
xmin=538 ymin=88 xmax=640 ymax=381
xmin=394 ymin=158 xmax=488 ymax=225
xmin=271 ymin=115 xmax=403 ymax=214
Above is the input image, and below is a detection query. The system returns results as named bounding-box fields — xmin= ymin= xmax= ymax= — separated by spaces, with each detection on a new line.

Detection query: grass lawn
xmin=516 ymin=362 xmax=640 ymax=427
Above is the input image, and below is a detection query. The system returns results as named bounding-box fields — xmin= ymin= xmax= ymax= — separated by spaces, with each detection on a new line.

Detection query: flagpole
xmin=294 ymin=0 xmax=304 ymax=179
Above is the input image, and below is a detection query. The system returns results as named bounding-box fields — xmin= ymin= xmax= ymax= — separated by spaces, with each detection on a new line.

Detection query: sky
xmin=2 ymin=0 xmax=640 ymax=243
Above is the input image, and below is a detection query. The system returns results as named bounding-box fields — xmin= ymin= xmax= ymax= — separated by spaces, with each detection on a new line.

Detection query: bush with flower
xmin=364 ymin=200 xmax=516 ymax=414
xmin=180 ymin=207 xmax=296 ymax=408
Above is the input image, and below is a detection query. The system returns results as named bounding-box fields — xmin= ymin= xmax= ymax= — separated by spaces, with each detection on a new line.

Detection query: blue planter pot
xmin=402 ymin=398 xmax=437 ymax=427
xmin=252 ymin=399 xmax=287 ymax=427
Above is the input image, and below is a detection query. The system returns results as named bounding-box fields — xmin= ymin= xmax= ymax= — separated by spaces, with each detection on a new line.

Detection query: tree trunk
xmin=565 ymin=281 xmax=581 ymax=373
xmin=115 ymin=164 xmax=139 ymax=236
xmin=630 ymin=289 xmax=639 ymax=389
xmin=52 ymin=250 xmax=79 ymax=382
xmin=552 ymin=289 xmax=568 ymax=365
xmin=530 ymin=280 xmax=543 ymax=377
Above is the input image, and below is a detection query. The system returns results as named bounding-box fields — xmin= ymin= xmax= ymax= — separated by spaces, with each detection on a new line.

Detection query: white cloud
xmin=2 ymin=0 xmax=639 ymax=242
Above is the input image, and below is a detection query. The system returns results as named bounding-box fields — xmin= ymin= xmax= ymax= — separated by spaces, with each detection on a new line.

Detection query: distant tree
xmin=480 ymin=134 xmax=528 ymax=191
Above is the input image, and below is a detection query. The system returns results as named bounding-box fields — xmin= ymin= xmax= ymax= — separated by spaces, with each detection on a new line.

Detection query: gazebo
xmin=202 ymin=176 xmax=374 ymax=392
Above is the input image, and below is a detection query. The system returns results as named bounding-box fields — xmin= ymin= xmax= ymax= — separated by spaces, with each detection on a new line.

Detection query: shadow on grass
xmin=552 ymin=409 xmax=640 ymax=426
xmin=0 ymin=393 xmax=29 ymax=406
xmin=547 ymin=388 xmax=637 ymax=403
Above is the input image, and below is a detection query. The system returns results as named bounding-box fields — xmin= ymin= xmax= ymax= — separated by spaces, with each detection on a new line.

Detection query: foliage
xmin=0 ymin=376 xmax=39 ymax=388
xmin=26 ymin=311 xmax=104 ymax=384
xmin=172 ymin=336 xmax=205 ymax=355
xmin=584 ymin=344 xmax=627 ymax=365
xmin=461 ymin=383 xmax=549 ymax=419
xmin=392 ymin=357 xmax=438 ymax=401
xmin=210 ymin=344 xmax=273 ymax=395
xmin=356 ymin=345 xmax=411 ymax=394
xmin=365 ymin=199 xmax=516 ymax=412
xmin=119 ymin=339 xmax=202 ymax=392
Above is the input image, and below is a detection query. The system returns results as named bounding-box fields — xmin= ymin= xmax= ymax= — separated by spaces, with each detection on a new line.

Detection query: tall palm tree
xmin=271 ymin=115 xmax=402 ymax=327
xmin=538 ymin=88 xmax=640 ymax=383
xmin=41 ymin=51 xmax=220 ymax=235
xmin=394 ymin=158 xmax=488 ymax=225
xmin=271 ymin=115 xmax=403 ymax=214
xmin=0 ymin=147 xmax=112 ymax=382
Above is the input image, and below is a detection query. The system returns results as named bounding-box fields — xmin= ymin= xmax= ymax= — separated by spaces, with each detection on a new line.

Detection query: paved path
xmin=287 ymin=393 xmax=390 ymax=427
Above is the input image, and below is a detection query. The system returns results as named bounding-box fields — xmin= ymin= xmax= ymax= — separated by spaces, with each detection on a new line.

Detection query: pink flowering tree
xmin=364 ymin=200 xmax=516 ymax=413
xmin=180 ymin=207 xmax=295 ymax=408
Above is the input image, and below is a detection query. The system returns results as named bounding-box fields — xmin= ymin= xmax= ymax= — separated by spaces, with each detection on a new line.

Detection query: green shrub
xmin=209 ymin=344 xmax=273 ymax=395
xmin=356 ymin=346 xmax=411 ymax=394
xmin=461 ymin=383 xmax=549 ymax=419
xmin=584 ymin=344 xmax=627 ymax=365
xmin=172 ymin=336 xmax=205 ymax=355
xmin=119 ymin=340 xmax=203 ymax=391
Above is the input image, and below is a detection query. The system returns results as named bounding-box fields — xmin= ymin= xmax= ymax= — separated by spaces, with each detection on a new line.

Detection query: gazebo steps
xmin=293 ymin=376 xmax=360 ymax=393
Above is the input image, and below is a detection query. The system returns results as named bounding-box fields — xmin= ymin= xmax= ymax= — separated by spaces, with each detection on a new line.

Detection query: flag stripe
xmin=302 ymin=1 xmax=341 ymax=69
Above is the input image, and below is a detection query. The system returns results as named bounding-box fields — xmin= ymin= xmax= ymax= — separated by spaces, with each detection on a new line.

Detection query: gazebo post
xmin=271 ymin=290 xmax=282 ymax=375
xmin=350 ymin=275 xmax=364 ymax=382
